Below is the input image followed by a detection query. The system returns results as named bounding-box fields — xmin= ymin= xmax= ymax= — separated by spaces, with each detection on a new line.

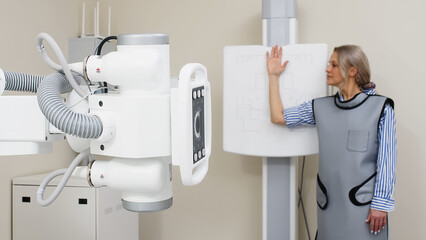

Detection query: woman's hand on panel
xmin=266 ymin=45 xmax=289 ymax=77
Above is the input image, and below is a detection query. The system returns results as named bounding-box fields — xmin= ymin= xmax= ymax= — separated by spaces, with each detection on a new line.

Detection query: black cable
xmin=298 ymin=156 xmax=311 ymax=240
xmin=95 ymin=36 xmax=117 ymax=55
xmin=93 ymin=36 xmax=117 ymax=93
xmin=298 ymin=188 xmax=311 ymax=240
xmin=298 ymin=156 xmax=306 ymax=207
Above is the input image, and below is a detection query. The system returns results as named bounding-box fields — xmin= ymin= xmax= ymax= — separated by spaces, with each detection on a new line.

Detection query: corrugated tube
xmin=37 ymin=72 xmax=103 ymax=138
xmin=4 ymin=71 xmax=45 ymax=93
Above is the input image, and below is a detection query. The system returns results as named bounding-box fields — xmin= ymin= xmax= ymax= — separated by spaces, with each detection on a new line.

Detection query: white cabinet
xmin=13 ymin=174 xmax=138 ymax=240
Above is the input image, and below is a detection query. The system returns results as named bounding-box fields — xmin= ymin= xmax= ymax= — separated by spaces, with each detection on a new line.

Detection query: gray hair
xmin=333 ymin=45 xmax=371 ymax=89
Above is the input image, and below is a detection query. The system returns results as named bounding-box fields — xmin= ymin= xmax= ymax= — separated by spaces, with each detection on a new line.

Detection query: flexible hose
xmin=37 ymin=149 xmax=90 ymax=207
xmin=3 ymin=71 xmax=45 ymax=93
xmin=36 ymin=32 xmax=87 ymax=98
xmin=37 ymin=72 xmax=103 ymax=138
xmin=95 ymin=36 xmax=117 ymax=55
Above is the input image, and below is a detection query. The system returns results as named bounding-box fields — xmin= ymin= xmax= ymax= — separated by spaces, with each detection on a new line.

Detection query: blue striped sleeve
xmin=370 ymin=103 xmax=397 ymax=212
xmin=283 ymin=100 xmax=316 ymax=128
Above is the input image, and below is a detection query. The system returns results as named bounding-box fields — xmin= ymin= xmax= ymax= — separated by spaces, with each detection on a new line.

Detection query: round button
xmin=202 ymin=148 xmax=205 ymax=156
xmin=198 ymin=151 xmax=202 ymax=159
xmin=197 ymin=90 xmax=201 ymax=98
xmin=194 ymin=153 xmax=198 ymax=161
xmin=194 ymin=111 xmax=201 ymax=139
xmin=193 ymin=91 xmax=197 ymax=99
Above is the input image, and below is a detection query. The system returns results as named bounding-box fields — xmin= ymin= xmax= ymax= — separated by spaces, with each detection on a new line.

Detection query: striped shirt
xmin=283 ymin=89 xmax=396 ymax=212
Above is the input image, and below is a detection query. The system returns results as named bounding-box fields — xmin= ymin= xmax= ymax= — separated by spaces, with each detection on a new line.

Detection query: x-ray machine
xmin=0 ymin=32 xmax=211 ymax=212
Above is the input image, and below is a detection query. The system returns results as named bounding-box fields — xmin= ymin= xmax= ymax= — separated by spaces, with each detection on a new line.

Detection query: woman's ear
xmin=348 ymin=66 xmax=358 ymax=77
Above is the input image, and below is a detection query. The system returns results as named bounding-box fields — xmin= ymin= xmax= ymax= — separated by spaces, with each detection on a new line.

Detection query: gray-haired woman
xmin=267 ymin=45 xmax=396 ymax=240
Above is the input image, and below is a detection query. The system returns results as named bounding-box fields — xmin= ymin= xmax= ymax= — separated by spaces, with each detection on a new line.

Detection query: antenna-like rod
xmin=93 ymin=7 xmax=96 ymax=36
xmin=96 ymin=1 xmax=100 ymax=36
xmin=82 ymin=3 xmax=86 ymax=36
xmin=108 ymin=7 xmax=111 ymax=36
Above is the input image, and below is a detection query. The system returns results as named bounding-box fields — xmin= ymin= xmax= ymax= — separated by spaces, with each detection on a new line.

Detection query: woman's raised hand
xmin=266 ymin=45 xmax=288 ymax=125
xmin=266 ymin=45 xmax=289 ymax=77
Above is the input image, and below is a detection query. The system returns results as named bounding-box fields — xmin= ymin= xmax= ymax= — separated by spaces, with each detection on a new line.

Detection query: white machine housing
xmin=0 ymin=69 xmax=5 ymax=95
xmin=80 ymin=34 xmax=211 ymax=211
xmin=85 ymin=44 xmax=170 ymax=94
xmin=0 ymin=95 xmax=65 ymax=155
xmin=0 ymin=65 xmax=65 ymax=156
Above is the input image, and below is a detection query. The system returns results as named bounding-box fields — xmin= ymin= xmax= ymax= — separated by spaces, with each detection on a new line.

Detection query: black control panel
xmin=192 ymin=86 xmax=205 ymax=164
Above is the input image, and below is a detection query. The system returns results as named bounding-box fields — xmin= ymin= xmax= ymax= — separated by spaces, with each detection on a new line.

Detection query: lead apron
xmin=313 ymin=93 xmax=392 ymax=240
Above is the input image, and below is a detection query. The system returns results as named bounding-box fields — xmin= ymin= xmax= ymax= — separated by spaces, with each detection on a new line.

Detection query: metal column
xmin=262 ymin=1 xmax=298 ymax=240
xmin=263 ymin=157 xmax=298 ymax=240
xmin=262 ymin=0 xmax=297 ymax=47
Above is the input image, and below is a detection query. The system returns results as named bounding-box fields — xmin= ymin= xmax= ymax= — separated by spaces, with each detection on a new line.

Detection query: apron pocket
xmin=347 ymin=130 xmax=369 ymax=152
xmin=349 ymin=172 xmax=377 ymax=206
xmin=316 ymin=174 xmax=328 ymax=210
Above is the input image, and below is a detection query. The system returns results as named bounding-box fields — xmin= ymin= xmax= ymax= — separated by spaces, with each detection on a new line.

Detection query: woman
xmin=267 ymin=45 xmax=396 ymax=239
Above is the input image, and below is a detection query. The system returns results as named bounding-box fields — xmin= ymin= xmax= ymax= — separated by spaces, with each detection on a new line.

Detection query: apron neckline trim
xmin=334 ymin=92 xmax=370 ymax=110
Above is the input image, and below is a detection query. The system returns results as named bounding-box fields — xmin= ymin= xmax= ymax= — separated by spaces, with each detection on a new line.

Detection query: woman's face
xmin=326 ymin=52 xmax=345 ymax=88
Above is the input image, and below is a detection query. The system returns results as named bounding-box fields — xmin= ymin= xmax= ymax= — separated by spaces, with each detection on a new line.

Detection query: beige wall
xmin=1 ymin=0 xmax=425 ymax=240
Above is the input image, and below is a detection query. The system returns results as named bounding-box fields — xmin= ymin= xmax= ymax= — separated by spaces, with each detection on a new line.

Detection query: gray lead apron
xmin=313 ymin=93 xmax=393 ymax=240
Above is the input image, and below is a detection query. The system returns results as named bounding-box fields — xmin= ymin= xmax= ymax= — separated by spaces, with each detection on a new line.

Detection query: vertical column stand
xmin=262 ymin=1 xmax=299 ymax=239
xmin=263 ymin=157 xmax=298 ymax=240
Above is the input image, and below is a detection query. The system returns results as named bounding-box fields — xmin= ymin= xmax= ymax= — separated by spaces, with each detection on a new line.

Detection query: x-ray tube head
xmin=88 ymin=158 xmax=173 ymax=212
xmin=84 ymin=34 xmax=170 ymax=95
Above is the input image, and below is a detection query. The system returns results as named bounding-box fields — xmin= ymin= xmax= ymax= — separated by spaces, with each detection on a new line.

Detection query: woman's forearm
xmin=269 ymin=74 xmax=286 ymax=125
